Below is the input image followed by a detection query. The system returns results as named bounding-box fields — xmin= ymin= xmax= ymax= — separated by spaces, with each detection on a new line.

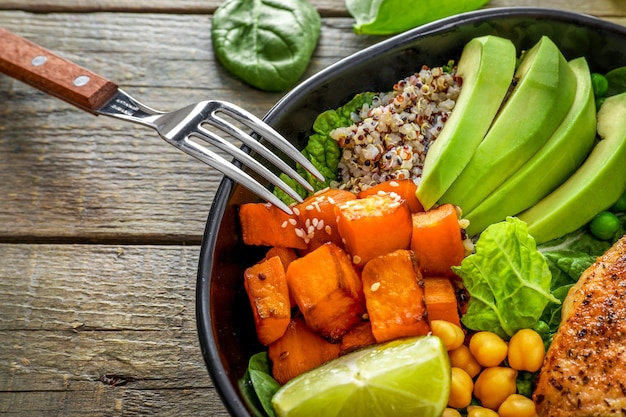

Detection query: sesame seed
xmin=353 ymin=255 xmax=362 ymax=264
xmin=295 ymin=228 xmax=305 ymax=238
xmin=390 ymin=181 xmax=400 ymax=187
xmin=288 ymin=218 xmax=297 ymax=226
xmin=327 ymin=197 xmax=335 ymax=204
xmin=313 ymin=201 xmax=321 ymax=212
xmin=307 ymin=225 xmax=315 ymax=234
xmin=325 ymin=225 xmax=332 ymax=235
xmin=292 ymin=207 xmax=301 ymax=216
xmin=317 ymin=219 xmax=325 ymax=230
xmin=370 ymin=282 xmax=380 ymax=292
xmin=305 ymin=205 xmax=315 ymax=211
xmin=281 ymin=220 xmax=288 ymax=228
xmin=312 ymin=218 xmax=319 ymax=227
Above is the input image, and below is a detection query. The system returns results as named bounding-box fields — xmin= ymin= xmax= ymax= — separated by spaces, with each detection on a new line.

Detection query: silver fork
xmin=0 ymin=28 xmax=324 ymax=214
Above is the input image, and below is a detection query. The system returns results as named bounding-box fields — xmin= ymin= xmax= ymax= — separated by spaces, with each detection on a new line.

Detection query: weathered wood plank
xmin=0 ymin=243 xmax=229 ymax=416
xmin=0 ymin=0 xmax=625 ymax=18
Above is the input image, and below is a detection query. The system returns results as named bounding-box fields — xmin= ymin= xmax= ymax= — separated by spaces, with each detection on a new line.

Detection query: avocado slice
xmin=439 ymin=36 xmax=577 ymax=214
xmin=519 ymin=92 xmax=626 ymax=244
xmin=464 ymin=57 xmax=597 ymax=236
xmin=416 ymin=35 xmax=516 ymax=210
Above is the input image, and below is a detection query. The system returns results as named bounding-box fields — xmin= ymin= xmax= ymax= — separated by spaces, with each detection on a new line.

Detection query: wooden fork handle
xmin=0 ymin=28 xmax=119 ymax=113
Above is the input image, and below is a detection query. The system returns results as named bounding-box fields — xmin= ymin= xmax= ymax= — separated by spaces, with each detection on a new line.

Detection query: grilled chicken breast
xmin=533 ymin=235 xmax=626 ymax=416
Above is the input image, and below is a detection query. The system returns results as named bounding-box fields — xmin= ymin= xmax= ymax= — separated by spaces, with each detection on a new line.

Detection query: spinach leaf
xmin=453 ymin=217 xmax=558 ymax=339
xmin=239 ymin=352 xmax=281 ymax=417
xmin=605 ymin=66 xmax=626 ymax=97
xmin=346 ymin=0 xmax=490 ymax=35
xmin=212 ymin=0 xmax=321 ymax=91
xmin=273 ymin=92 xmax=377 ymax=204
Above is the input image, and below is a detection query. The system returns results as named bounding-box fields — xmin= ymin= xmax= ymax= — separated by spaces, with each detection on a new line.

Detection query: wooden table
xmin=0 ymin=1 xmax=624 ymax=415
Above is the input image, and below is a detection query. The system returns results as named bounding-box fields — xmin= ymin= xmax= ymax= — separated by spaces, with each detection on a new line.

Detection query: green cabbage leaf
xmin=453 ymin=217 xmax=559 ymax=339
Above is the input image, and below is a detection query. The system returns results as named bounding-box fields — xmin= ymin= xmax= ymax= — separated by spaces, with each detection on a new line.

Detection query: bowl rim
xmin=196 ymin=6 xmax=626 ymax=417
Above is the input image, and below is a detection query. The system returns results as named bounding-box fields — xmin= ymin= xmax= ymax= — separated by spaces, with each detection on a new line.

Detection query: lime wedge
xmin=271 ymin=335 xmax=450 ymax=417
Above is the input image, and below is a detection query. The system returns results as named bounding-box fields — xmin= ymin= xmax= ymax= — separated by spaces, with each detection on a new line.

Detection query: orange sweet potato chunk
xmin=335 ymin=193 xmax=412 ymax=267
xmin=294 ymin=188 xmax=357 ymax=251
xmin=357 ymin=179 xmax=424 ymax=213
xmin=243 ymin=256 xmax=291 ymax=346
xmin=339 ymin=320 xmax=377 ymax=355
xmin=361 ymin=249 xmax=430 ymax=343
xmin=410 ymin=203 xmax=465 ymax=277
xmin=268 ymin=316 xmax=341 ymax=385
xmin=286 ymin=242 xmax=365 ymax=342
xmin=423 ymin=276 xmax=461 ymax=328
xmin=239 ymin=202 xmax=307 ymax=249
xmin=264 ymin=246 xmax=298 ymax=270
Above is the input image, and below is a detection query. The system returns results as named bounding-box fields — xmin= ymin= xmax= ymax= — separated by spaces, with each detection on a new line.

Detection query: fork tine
xmin=190 ymin=128 xmax=306 ymax=203
xmin=198 ymin=122 xmax=315 ymax=194
xmin=206 ymin=101 xmax=326 ymax=183
xmin=180 ymin=135 xmax=297 ymax=214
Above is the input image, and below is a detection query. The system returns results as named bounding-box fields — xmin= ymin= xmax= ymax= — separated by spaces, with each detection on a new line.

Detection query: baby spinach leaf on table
xmin=453 ymin=217 xmax=558 ymax=339
xmin=346 ymin=0 xmax=491 ymax=35
xmin=212 ymin=0 xmax=321 ymax=91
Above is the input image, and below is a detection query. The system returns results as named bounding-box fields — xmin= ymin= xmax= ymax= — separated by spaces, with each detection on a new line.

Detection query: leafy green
xmin=605 ymin=66 xmax=626 ymax=97
xmin=346 ymin=0 xmax=490 ymax=35
xmin=239 ymin=352 xmax=281 ymax=417
xmin=453 ymin=217 xmax=558 ymax=339
xmin=211 ymin=0 xmax=321 ymax=91
xmin=273 ymin=92 xmax=377 ymax=204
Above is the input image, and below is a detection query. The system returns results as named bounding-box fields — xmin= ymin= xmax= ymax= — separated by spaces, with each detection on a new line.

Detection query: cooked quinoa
xmin=329 ymin=64 xmax=462 ymax=193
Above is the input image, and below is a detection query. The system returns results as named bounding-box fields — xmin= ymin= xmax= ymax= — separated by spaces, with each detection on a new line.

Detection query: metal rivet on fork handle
xmin=31 ymin=55 xmax=47 ymax=66
xmin=74 ymin=75 xmax=91 ymax=87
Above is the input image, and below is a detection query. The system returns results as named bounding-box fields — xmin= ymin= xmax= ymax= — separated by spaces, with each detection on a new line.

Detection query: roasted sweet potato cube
xmin=294 ymin=188 xmax=357 ymax=250
xmin=264 ymin=246 xmax=299 ymax=270
xmin=335 ymin=193 xmax=412 ymax=267
xmin=424 ymin=276 xmax=461 ymax=327
xmin=243 ymin=256 xmax=291 ymax=346
xmin=264 ymin=246 xmax=299 ymax=306
xmin=361 ymin=249 xmax=430 ymax=343
xmin=340 ymin=321 xmax=377 ymax=355
xmin=239 ymin=202 xmax=307 ymax=249
xmin=410 ymin=203 xmax=465 ymax=277
xmin=268 ymin=316 xmax=341 ymax=385
xmin=357 ymin=179 xmax=424 ymax=213
xmin=286 ymin=242 xmax=366 ymax=342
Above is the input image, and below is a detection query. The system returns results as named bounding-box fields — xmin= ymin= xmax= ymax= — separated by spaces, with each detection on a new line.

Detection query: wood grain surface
xmin=1 ymin=1 xmax=625 ymax=416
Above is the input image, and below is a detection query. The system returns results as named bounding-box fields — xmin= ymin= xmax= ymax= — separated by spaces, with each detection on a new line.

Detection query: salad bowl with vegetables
xmin=196 ymin=7 xmax=626 ymax=417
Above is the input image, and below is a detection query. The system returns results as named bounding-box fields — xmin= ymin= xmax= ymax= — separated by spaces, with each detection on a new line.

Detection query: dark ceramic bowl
xmin=196 ymin=7 xmax=626 ymax=417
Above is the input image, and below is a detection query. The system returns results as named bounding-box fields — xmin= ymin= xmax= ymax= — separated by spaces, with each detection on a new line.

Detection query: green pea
xmin=591 ymin=73 xmax=609 ymax=98
xmin=589 ymin=211 xmax=620 ymax=240
xmin=610 ymin=191 xmax=626 ymax=213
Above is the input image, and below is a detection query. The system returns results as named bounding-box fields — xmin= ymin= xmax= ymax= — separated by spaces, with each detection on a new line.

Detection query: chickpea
xmin=508 ymin=329 xmax=545 ymax=372
xmin=473 ymin=366 xmax=518 ymax=410
xmin=448 ymin=344 xmax=482 ymax=378
xmin=431 ymin=320 xmax=465 ymax=351
xmin=442 ymin=408 xmax=463 ymax=417
xmin=469 ymin=331 xmax=508 ymax=367
xmin=448 ymin=367 xmax=474 ymax=408
xmin=498 ymin=394 xmax=538 ymax=417
xmin=467 ymin=405 xmax=499 ymax=417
